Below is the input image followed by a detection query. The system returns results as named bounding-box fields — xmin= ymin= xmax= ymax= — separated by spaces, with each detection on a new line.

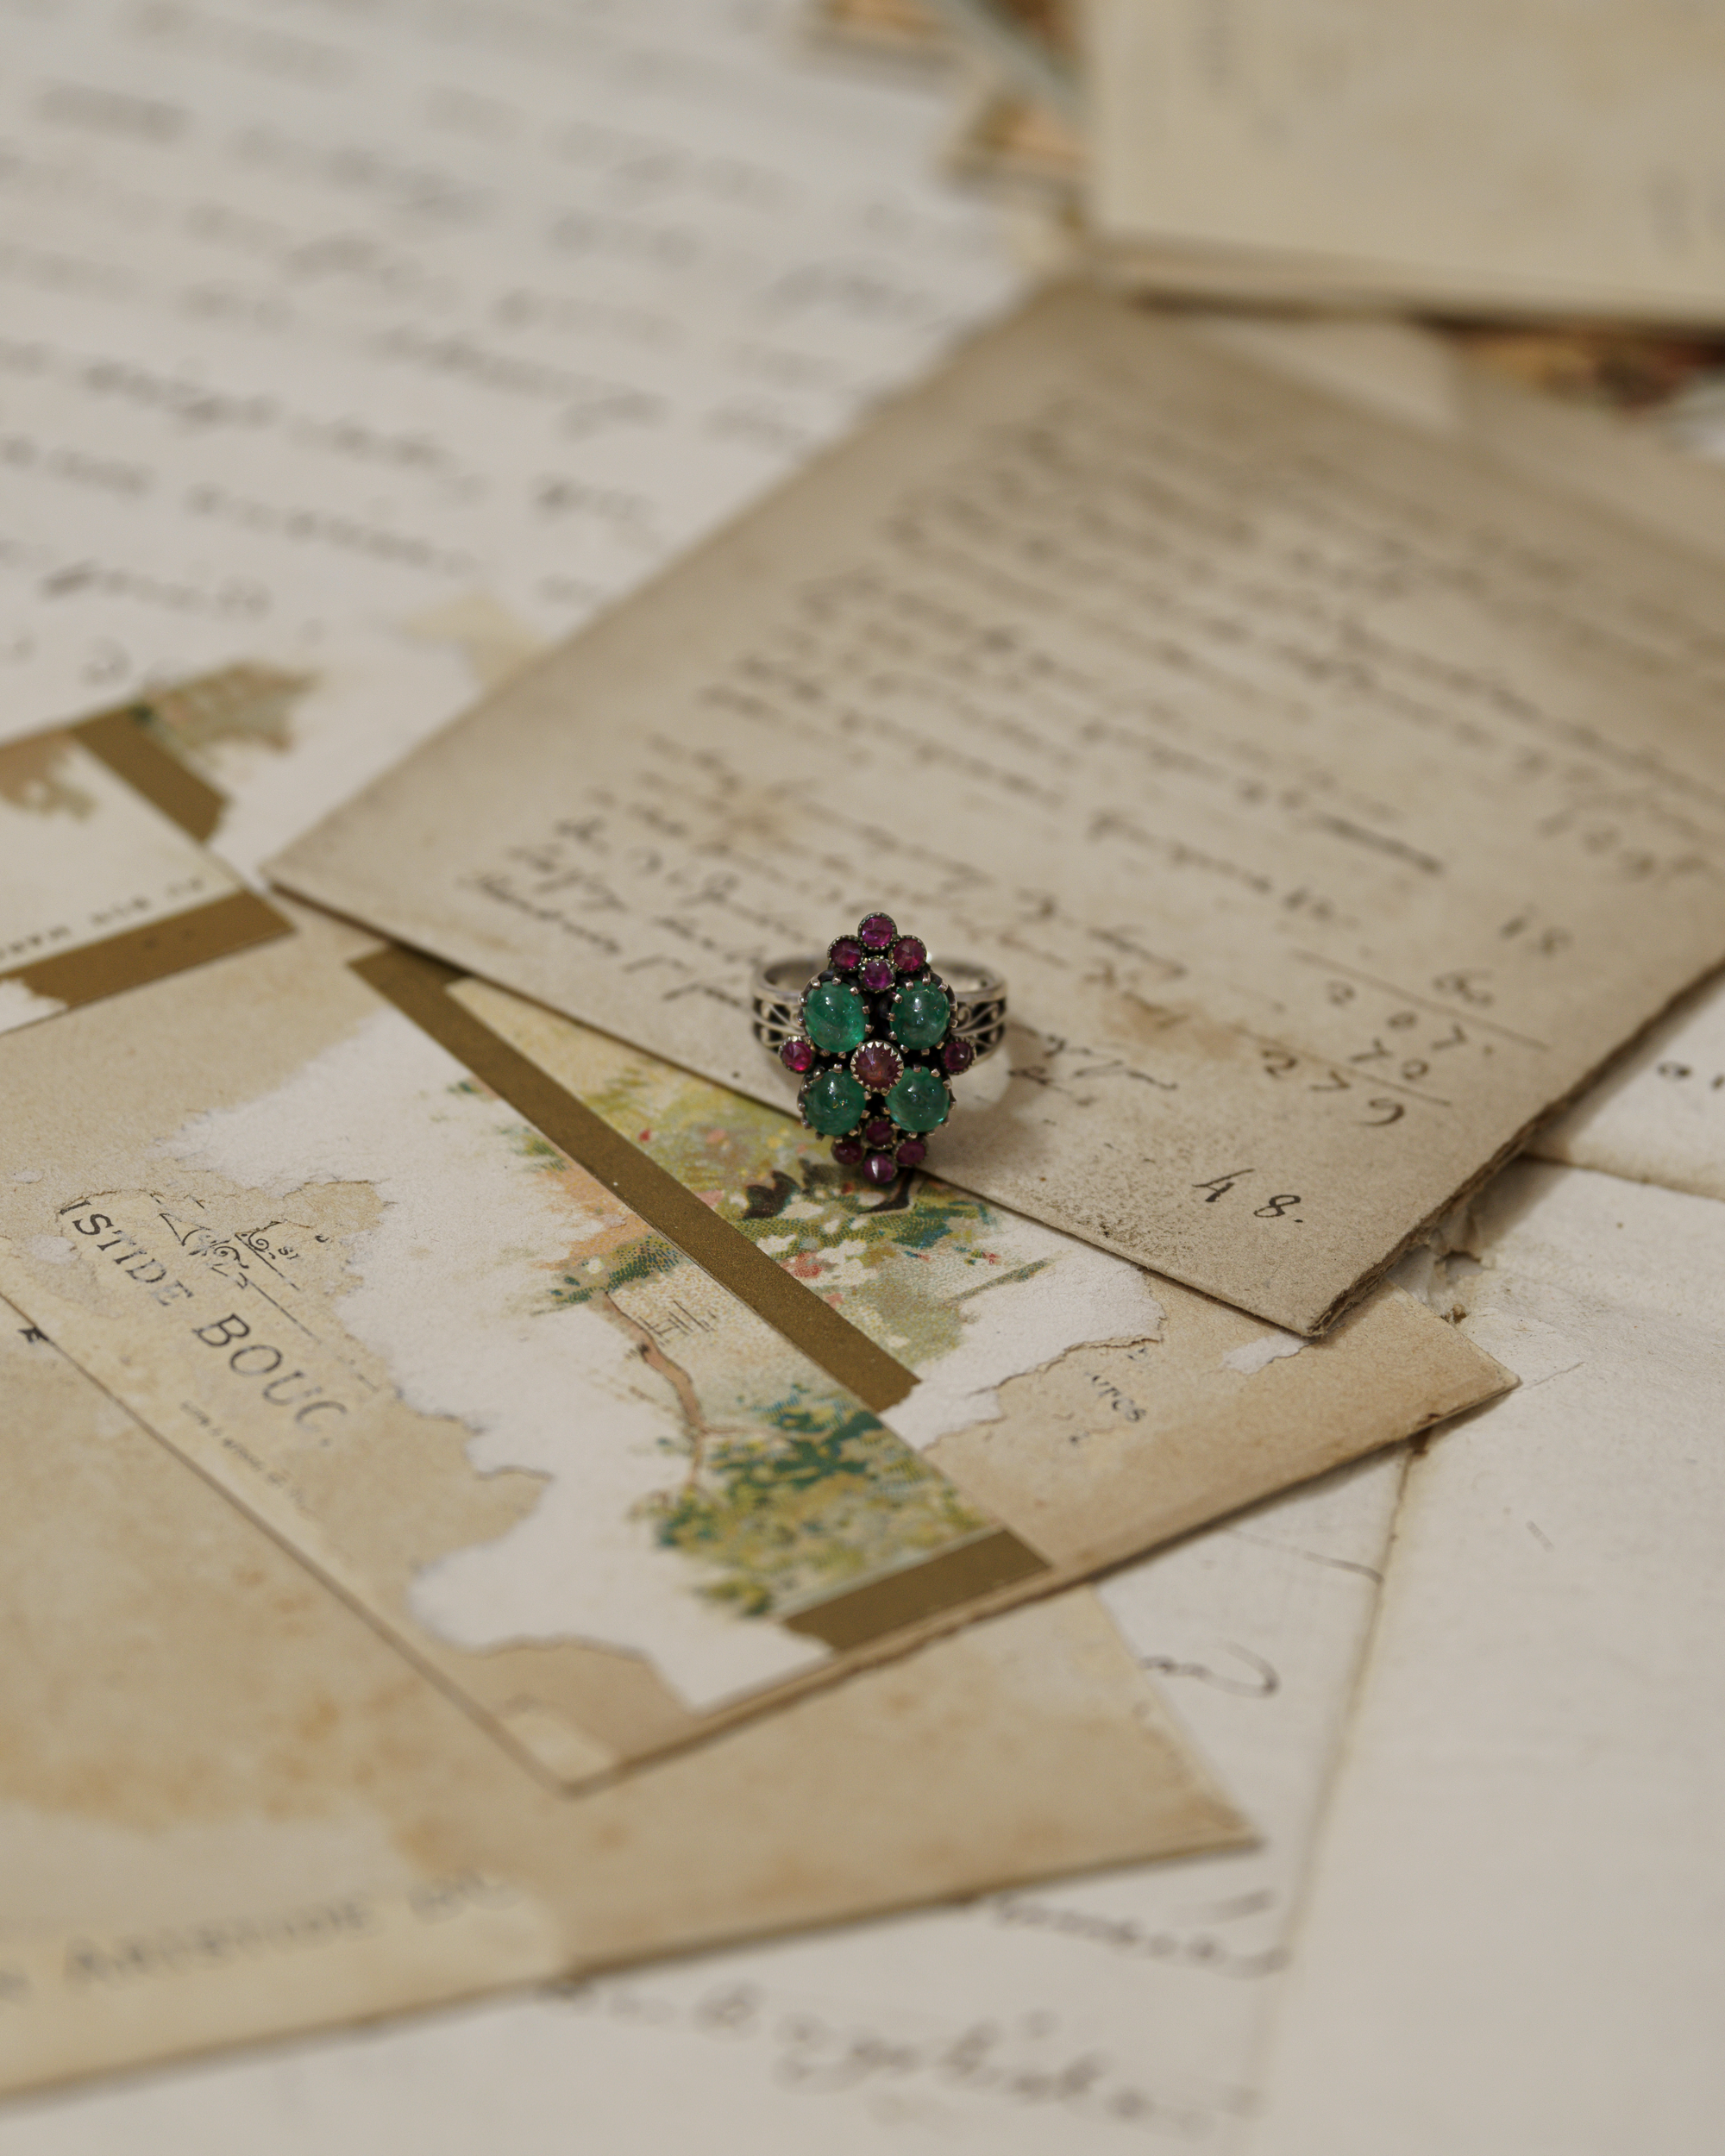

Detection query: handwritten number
xmin=1194 ymin=1169 xmax=1254 ymax=1202
xmin=1252 ymin=1194 xmax=1302 ymax=1219
xmin=1433 ymin=970 xmax=1494 ymax=1006
xmin=1363 ymin=1099 xmax=1405 ymax=1125
xmin=1308 ymin=1069 xmax=1351 ymax=1092
xmin=1259 ymin=1048 xmax=1297 ymax=1078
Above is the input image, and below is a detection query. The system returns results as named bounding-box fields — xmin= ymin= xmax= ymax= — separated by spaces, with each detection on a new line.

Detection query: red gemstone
xmin=895 ymin=1138 xmax=927 ymax=1169
xmin=831 ymin=1138 xmax=864 ymax=1166
xmin=852 ymin=1042 xmax=901 ymax=1092
xmin=781 ymin=1037 xmax=816 ymax=1075
xmin=858 ymin=912 xmax=897 ymax=950
xmin=829 ymin=937 xmax=863 ymax=971
xmin=862 ymin=1115 xmax=895 ymax=1148
xmin=941 ymin=1037 xmax=975 ymax=1075
xmin=862 ymin=1151 xmax=898 ymax=1187
xmin=892 ymin=937 xmax=925 ymax=973
xmin=859 ymin=956 xmax=894 ymax=993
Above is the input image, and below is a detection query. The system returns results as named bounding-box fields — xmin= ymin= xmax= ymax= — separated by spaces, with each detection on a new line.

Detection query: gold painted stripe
xmin=3 ymin=889 xmax=291 ymax=1009
xmin=779 ymin=1528 xmax=1050 ymax=1650
xmin=351 ymin=945 xmax=920 ymax=1414
xmin=72 ymin=709 xmax=225 ymax=842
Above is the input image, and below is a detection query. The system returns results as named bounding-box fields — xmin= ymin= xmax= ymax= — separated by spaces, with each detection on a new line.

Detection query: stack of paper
xmin=3 ymin=2 xmax=1725 ymax=2147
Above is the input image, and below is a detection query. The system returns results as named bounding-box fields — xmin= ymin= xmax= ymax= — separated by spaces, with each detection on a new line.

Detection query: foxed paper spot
xmin=22 ymin=1235 xmax=77 ymax=1266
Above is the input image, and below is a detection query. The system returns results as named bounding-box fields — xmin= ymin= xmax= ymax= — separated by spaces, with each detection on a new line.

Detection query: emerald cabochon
xmin=801 ymin=1067 xmax=867 ymax=1136
xmin=889 ymin=981 xmax=950 ymax=1051
xmin=803 ymin=978 xmax=868 ymax=1056
xmin=886 ymin=1066 xmax=950 ymax=1132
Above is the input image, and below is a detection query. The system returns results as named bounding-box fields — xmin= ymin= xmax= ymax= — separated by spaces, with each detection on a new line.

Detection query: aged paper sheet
xmin=274 ymin=282 xmax=1725 ymax=1332
xmin=1197 ymin=306 xmax=1725 ymax=1212
xmin=1249 ymin=1163 xmax=1725 ymax=2156
xmin=0 ymin=909 xmax=1503 ymax=1779
xmin=1087 ymin=0 xmax=1725 ymax=323
xmin=0 ymin=1307 xmax=1244 ymax=2101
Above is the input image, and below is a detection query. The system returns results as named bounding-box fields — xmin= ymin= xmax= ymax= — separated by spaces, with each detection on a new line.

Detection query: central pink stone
xmin=852 ymin=1043 xmax=902 ymax=1094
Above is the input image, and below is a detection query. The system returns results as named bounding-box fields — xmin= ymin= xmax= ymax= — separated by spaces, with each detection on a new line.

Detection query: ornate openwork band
xmin=750 ymin=912 xmax=1007 ymax=1188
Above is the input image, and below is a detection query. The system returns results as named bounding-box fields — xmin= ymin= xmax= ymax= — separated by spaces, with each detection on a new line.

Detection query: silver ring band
xmin=752 ymin=955 xmax=1007 ymax=1063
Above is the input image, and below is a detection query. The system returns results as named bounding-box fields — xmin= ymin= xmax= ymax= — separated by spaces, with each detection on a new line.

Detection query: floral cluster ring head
xmin=750 ymin=915 xmax=1007 ymax=1188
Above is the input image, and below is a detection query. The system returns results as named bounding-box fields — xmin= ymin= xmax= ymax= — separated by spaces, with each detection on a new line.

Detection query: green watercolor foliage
xmin=638 ymin=1388 xmax=989 ymax=1619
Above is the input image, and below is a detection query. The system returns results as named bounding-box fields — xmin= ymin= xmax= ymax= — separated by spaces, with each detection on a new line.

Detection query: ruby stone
xmin=781 ymin=1036 xmax=816 ymax=1075
xmin=862 ymin=1115 xmax=895 ymax=1149
xmin=860 ymin=956 xmax=894 ymax=993
xmin=831 ymin=1137 xmax=864 ymax=1167
xmin=895 ymin=1138 xmax=927 ymax=1169
xmin=858 ymin=912 xmax=897 ymax=950
xmin=862 ymin=1151 xmax=898 ymax=1187
xmin=852 ymin=1042 xmax=901 ymax=1093
xmin=829 ymin=937 xmax=863 ymax=971
xmin=891 ymin=936 xmax=925 ymax=973
xmin=941 ymin=1036 xmax=975 ymax=1075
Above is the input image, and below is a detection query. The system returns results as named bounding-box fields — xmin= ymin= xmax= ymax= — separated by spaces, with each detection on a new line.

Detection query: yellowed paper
xmin=1087 ymin=0 xmax=1725 ymax=325
xmin=0 ymin=908 xmax=1504 ymax=1783
xmin=1195 ymin=307 xmax=1725 ymax=1212
xmin=1249 ymin=1163 xmax=1725 ymax=2156
xmin=0 ymin=1306 xmax=1245 ymax=2101
xmin=273 ymin=285 xmax=1725 ymax=1333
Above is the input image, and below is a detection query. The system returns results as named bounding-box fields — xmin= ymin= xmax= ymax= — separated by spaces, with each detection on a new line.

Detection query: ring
xmin=750 ymin=912 xmax=1007 ymax=1188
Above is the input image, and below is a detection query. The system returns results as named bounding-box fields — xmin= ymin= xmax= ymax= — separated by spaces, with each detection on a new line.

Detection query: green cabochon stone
xmin=889 ymin=981 xmax=950 ymax=1051
xmin=887 ymin=1067 xmax=950 ymax=1132
xmin=802 ymin=1067 xmax=867 ymax=1135
xmin=803 ymin=979 xmax=868 ymax=1056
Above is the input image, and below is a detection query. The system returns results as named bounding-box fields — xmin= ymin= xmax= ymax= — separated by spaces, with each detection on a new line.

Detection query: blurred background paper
xmin=1087 ymin=0 xmax=1725 ymax=323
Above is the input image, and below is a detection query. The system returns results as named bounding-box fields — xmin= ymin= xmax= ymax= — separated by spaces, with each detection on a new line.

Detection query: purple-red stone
xmin=852 ymin=1043 xmax=901 ymax=1093
xmin=895 ymin=1138 xmax=927 ymax=1169
xmin=862 ymin=1115 xmax=895 ymax=1149
xmin=858 ymin=912 xmax=897 ymax=950
xmin=862 ymin=1151 xmax=898 ymax=1187
xmin=831 ymin=1137 xmax=864 ymax=1166
xmin=859 ymin=956 xmax=894 ymax=993
xmin=891 ymin=936 xmax=926 ymax=974
xmin=828 ymin=937 xmax=863 ymax=972
xmin=781 ymin=1036 xmax=816 ymax=1075
xmin=941 ymin=1037 xmax=975 ymax=1075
